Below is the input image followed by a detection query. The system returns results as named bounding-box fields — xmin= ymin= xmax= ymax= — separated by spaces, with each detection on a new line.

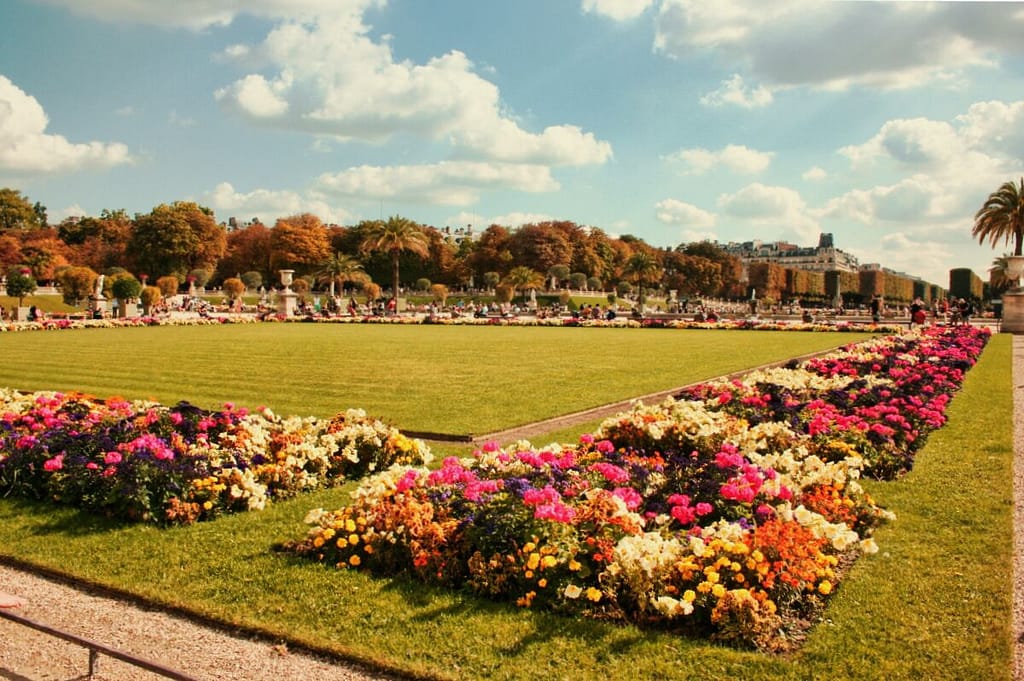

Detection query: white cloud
xmin=655 ymin=198 xmax=716 ymax=228
xmin=581 ymin=0 xmax=655 ymax=22
xmin=313 ymin=161 xmax=558 ymax=206
xmin=33 ymin=0 xmax=381 ymax=30
xmin=830 ymin=100 xmax=1024 ymax=226
xmin=0 ymin=75 xmax=131 ymax=175
xmin=802 ymin=166 xmax=826 ymax=181
xmin=700 ymin=74 xmax=772 ymax=109
xmin=664 ymin=143 xmax=772 ymax=174
xmin=717 ymin=182 xmax=818 ymax=243
xmin=215 ymin=15 xmax=612 ymax=166
xmin=51 ymin=203 xmax=88 ymax=222
xmin=654 ymin=0 xmax=1019 ymax=92
xmin=201 ymin=181 xmax=353 ymax=225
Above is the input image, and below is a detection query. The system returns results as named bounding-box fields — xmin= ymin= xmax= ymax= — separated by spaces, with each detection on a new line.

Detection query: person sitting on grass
xmin=0 ymin=593 xmax=25 ymax=608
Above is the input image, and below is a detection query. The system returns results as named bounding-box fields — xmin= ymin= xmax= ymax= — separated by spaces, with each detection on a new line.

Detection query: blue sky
xmin=1 ymin=0 xmax=1023 ymax=287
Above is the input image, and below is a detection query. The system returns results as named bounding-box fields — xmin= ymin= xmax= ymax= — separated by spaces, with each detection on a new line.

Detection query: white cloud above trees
xmin=0 ymin=76 xmax=131 ymax=176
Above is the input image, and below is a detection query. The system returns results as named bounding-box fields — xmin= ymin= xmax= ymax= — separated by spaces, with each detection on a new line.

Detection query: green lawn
xmin=0 ymin=331 xmax=1012 ymax=680
xmin=0 ymin=324 xmax=869 ymax=436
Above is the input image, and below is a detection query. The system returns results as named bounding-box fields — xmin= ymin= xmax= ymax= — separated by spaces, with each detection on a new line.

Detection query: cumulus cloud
xmin=201 ymin=181 xmax=354 ymax=225
xmin=32 ymin=0 xmax=378 ymax=30
xmin=313 ymin=161 xmax=559 ymax=206
xmin=717 ymin=182 xmax=818 ymax=243
xmin=829 ymin=100 xmax=1024 ymax=225
xmin=654 ymin=0 xmax=1020 ymax=92
xmin=215 ymin=15 xmax=612 ymax=167
xmin=802 ymin=166 xmax=826 ymax=181
xmin=655 ymin=198 xmax=716 ymax=228
xmin=700 ymin=74 xmax=772 ymax=108
xmin=581 ymin=0 xmax=656 ymax=21
xmin=0 ymin=75 xmax=131 ymax=175
xmin=664 ymin=143 xmax=772 ymax=175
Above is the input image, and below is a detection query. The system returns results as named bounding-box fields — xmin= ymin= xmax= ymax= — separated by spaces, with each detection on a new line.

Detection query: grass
xmin=0 ymin=294 xmax=78 ymax=315
xmin=0 ymin=329 xmax=1013 ymax=679
xmin=0 ymin=323 xmax=868 ymax=436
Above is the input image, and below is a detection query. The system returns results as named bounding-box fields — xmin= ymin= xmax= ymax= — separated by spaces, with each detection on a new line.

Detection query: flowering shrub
xmin=288 ymin=326 xmax=989 ymax=650
xmin=0 ymin=390 xmax=431 ymax=524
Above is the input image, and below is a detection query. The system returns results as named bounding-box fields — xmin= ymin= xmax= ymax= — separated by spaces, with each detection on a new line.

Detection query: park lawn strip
xmin=0 ymin=324 xmax=871 ymax=436
xmin=0 ymin=332 xmax=1011 ymax=680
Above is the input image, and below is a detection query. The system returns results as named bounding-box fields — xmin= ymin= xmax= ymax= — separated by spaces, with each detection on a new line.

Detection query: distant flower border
xmin=1 ymin=313 xmax=907 ymax=334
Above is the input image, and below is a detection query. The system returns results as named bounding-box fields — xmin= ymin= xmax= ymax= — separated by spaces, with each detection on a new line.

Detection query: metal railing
xmin=0 ymin=607 xmax=200 ymax=680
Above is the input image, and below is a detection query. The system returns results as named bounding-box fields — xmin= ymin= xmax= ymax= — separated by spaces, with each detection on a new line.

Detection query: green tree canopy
xmin=359 ymin=216 xmax=430 ymax=301
xmin=130 ymin=202 xmax=226 ymax=278
xmin=0 ymin=189 xmax=43 ymax=230
xmin=973 ymin=178 xmax=1024 ymax=256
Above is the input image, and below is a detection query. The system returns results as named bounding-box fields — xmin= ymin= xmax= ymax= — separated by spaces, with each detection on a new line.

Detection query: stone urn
xmin=1002 ymin=255 xmax=1024 ymax=333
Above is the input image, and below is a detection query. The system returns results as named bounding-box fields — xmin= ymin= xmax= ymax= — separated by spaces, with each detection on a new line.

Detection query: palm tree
xmin=503 ymin=266 xmax=544 ymax=302
xmin=973 ymin=178 xmax=1024 ymax=256
xmin=359 ymin=216 xmax=430 ymax=306
xmin=990 ymin=254 xmax=1015 ymax=294
xmin=316 ymin=252 xmax=366 ymax=298
xmin=622 ymin=251 xmax=662 ymax=307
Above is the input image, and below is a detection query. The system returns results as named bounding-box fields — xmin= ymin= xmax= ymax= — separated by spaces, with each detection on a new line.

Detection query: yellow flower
xmin=541 ymin=555 xmax=557 ymax=569
xmin=348 ymin=534 xmax=360 ymax=545
xmin=526 ymin=553 xmax=541 ymax=570
xmin=349 ymin=554 xmax=361 ymax=567
xmin=568 ymin=559 xmax=582 ymax=571
xmin=683 ymin=589 xmax=696 ymax=603
xmin=313 ymin=536 xmax=324 ymax=548
xmin=711 ymin=584 xmax=726 ymax=598
xmin=202 ymin=501 xmax=213 ymax=511
xmin=818 ymin=580 xmax=833 ymax=595
xmin=524 ymin=570 xmax=534 ymax=579
xmin=523 ymin=542 xmax=536 ymax=553
xmin=585 ymin=587 xmax=602 ymax=602
xmin=345 ymin=518 xmax=357 ymax=532
xmin=537 ymin=579 xmax=548 ymax=588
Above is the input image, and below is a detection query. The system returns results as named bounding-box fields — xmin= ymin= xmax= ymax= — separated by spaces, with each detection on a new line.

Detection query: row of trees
xmin=7 ymin=178 xmax=1022 ymax=310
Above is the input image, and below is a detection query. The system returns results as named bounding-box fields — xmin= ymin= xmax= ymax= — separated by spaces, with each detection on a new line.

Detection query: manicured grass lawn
xmin=0 ymin=324 xmax=869 ymax=436
xmin=0 ymin=329 xmax=1013 ymax=680
xmin=0 ymin=333 xmax=1011 ymax=680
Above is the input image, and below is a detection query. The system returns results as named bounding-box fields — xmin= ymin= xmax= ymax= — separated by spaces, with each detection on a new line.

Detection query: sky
xmin=1 ymin=0 xmax=1023 ymax=287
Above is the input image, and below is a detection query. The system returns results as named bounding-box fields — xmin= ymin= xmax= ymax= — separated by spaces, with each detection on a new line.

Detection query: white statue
xmin=94 ymin=274 xmax=105 ymax=298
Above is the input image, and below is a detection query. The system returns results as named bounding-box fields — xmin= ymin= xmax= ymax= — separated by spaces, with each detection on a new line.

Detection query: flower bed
xmin=1 ymin=313 xmax=906 ymax=334
xmin=0 ymin=390 xmax=431 ymax=524
xmin=286 ymin=326 xmax=989 ymax=650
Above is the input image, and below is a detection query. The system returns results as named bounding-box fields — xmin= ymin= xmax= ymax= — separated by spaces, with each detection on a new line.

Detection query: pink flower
xmin=596 ymin=440 xmax=615 ymax=454
xmin=579 ymin=433 xmax=594 ymax=445
xmin=104 ymin=451 xmax=122 ymax=465
xmin=43 ymin=454 xmax=64 ymax=471
xmin=611 ymin=487 xmax=642 ymax=510
xmin=589 ymin=462 xmax=630 ymax=484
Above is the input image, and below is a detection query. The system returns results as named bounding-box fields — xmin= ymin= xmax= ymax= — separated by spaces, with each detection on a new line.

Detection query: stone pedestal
xmin=89 ymin=296 xmax=107 ymax=317
xmin=277 ymin=291 xmax=297 ymax=316
xmin=1002 ymin=291 xmax=1024 ymax=334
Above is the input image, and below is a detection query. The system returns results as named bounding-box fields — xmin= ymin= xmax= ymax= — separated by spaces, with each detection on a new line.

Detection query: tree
xmin=241 ymin=271 xmax=263 ymax=290
xmin=547 ymin=264 xmax=570 ymax=290
xmin=429 ymin=283 xmax=449 ymax=305
xmin=503 ymin=266 xmax=545 ymax=302
xmin=218 ymin=222 xmax=272 ymax=284
xmin=271 ymin=214 xmax=331 ymax=276
xmin=0 ymin=189 xmax=42 ymax=230
xmin=222 ymin=277 xmax=245 ymax=302
xmin=110 ymin=273 xmax=142 ymax=315
xmin=5 ymin=267 xmax=36 ymax=306
xmin=140 ymin=286 xmax=162 ymax=314
xmin=156 ymin=275 xmax=179 ymax=298
xmin=359 ymin=216 xmax=430 ymax=304
xmin=315 ymin=252 xmax=366 ymax=298
xmin=416 ymin=277 xmax=432 ymax=292
xmin=973 ymin=178 xmax=1024 ymax=257
xmin=130 ymin=202 xmax=226 ymax=278
xmin=54 ymin=266 xmax=98 ymax=306
xmin=483 ymin=271 xmax=501 ymax=291
xmin=623 ymin=251 xmax=662 ymax=306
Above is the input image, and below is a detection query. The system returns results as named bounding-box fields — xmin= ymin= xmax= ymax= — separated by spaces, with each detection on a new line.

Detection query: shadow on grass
xmin=0 ymin=496 xmax=132 ymax=536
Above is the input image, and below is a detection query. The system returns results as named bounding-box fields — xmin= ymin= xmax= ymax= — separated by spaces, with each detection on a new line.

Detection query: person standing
xmin=870 ymin=295 xmax=882 ymax=323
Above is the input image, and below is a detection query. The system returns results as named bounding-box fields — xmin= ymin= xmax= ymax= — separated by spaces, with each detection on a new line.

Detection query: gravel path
xmin=0 ymin=565 xmax=396 ymax=680
xmin=0 ymin=333 xmax=1020 ymax=680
